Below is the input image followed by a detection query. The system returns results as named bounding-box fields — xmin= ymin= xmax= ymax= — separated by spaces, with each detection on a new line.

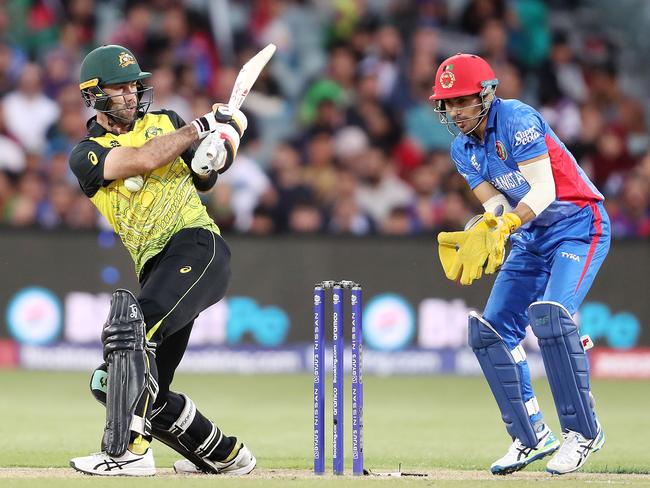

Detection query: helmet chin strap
xmin=459 ymin=105 xmax=490 ymax=138
xmin=434 ymin=90 xmax=495 ymax=138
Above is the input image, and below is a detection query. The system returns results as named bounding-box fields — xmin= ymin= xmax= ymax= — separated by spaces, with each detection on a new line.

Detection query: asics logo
xmin=180 ymin=266 xmax=192 ymax=274
xmin=93 ymin=456 xmax=143 ymax=471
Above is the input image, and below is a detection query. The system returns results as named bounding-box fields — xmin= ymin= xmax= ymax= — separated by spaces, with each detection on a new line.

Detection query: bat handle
xmin=205 ymin=102 xmax=236 ymax=160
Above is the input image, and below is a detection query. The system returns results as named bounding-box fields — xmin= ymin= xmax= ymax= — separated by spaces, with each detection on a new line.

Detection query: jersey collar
xmin=86 ymin=117 xmax=108 ymax=137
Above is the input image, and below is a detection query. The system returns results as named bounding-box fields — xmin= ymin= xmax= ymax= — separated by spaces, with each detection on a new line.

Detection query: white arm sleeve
xmin=482 ymin=194 xmax=512 ymax=215
xmin=519 ymin=157 xmax=556 ymax=216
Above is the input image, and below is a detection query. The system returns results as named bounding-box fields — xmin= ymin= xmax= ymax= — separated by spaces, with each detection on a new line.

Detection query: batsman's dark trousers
xmin=137 ymin=227 xmax=231 ymax=407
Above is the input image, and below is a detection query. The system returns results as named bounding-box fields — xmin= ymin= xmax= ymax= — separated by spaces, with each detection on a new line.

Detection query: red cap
xmin=429 ymin=53 xmax=496 ymax=101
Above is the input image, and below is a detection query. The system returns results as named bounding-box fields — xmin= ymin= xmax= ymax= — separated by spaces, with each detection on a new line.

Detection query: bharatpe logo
xmin=314 ymin=294 xmax=321 ymax=305
xmin=495 ymin=140 xmax=507 ymax=160
xmin=333 ymin=294 xmax=340 ymax=305
xmin=514 ymin=127 xmax=541 ymax=146
xmin=470 ymin=154 xmax=480 ymax=172
xmin=351 ymin=294 xmax=357 ymax=305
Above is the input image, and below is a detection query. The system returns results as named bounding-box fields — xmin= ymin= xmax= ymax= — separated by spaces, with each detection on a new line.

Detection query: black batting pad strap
xmin=169 ymin=393 xmax=197 ymax=436
xmin=196 ymin=424 xmax=223 ymax=459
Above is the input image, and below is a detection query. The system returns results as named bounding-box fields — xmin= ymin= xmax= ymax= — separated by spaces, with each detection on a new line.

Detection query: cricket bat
xmin=205 ymin=43 xmax=277 ymax=160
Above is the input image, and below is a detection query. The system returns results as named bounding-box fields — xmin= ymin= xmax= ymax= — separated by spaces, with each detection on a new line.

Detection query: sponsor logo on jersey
xmin=514 ymin=127 xmax=541 ymax=146
xmin=495 ymin=140 xmax=507 ymax=160
xmin=180 ymin=266 xmax=192 ymax=274
xmin=110 ymin=140 xmax=121 ymax=147
xmin=491 ymin=171 xmax=527 ymax=191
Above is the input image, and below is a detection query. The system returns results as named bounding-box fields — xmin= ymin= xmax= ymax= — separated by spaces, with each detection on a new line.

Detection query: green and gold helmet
xmin=79 ymin=45 xmax=153 ymax=118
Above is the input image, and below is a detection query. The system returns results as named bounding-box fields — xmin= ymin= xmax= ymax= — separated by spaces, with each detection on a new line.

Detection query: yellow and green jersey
xmin=69 ymin=110 xmax=220 ymax=276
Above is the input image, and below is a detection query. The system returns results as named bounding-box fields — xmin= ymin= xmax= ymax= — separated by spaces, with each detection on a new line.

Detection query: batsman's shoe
xmin=491 ymin=424 xmax=560 ymax=475
xmin=173 ymin=442 xmax=256 ymax=475
xmin=546 ymin=422 xmax=605 ymax=475
xmin=70 ymin=448 xmax=156 ymax=476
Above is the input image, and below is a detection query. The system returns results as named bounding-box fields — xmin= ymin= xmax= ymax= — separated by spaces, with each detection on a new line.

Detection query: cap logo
xmin=440 ymin=70 xmax=455 ymax=89
xmin=118 ymin=51 xmax=136 ymax=68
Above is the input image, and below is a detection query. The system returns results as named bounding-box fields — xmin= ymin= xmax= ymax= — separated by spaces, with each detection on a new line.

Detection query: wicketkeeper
xmin=68 ymin=44 xmax=255 ymax=476
xmin=431 ymin=53 xmax=610 ymax=475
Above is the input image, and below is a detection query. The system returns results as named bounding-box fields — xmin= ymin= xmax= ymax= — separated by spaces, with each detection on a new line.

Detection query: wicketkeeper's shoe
xmin=491 ymin=424 xmax=560 ymax=475
xmin=70 ymin=448 xmax=156 ymax=476
xmin=173 ymin=442 xmax=256 ymax=475
xmin=546 ymin=422 xmax=605 ymax=475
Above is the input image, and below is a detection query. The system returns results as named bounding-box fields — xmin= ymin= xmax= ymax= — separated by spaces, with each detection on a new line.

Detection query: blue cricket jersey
xmin=450 ymin=98 xmax=603 ymax=228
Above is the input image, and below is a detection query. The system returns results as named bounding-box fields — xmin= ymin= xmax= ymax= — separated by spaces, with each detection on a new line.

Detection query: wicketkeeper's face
xmin=443 ymin=95 xmax=483 ymax=134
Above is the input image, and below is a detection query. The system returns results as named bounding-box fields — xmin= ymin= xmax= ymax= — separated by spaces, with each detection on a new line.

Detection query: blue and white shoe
xmin=491 ymin=424 xmax=560 ymax=475
xmin=546 ymin=422 xmax=605 ymax=475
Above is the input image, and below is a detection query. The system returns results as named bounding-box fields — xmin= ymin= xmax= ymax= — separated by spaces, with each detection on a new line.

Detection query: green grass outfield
xmin=1 ymin=370 xmax=649 ymax=487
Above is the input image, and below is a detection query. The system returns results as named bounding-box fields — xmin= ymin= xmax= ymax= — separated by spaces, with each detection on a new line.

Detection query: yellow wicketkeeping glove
xmin=483 ymin=212 xmax=522 ymax=274
xmin=437 ymin=212 xmax=522 ymax=285
xmin=437 ymin=226 xmax=499 ymax=286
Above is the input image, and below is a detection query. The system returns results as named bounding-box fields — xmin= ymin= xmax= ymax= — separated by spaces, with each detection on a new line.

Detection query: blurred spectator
xmin=0 ymin=103 xmax=26 ymax=174
xmin=109 ymin=2 xmax=152 ymax=61
xmin=149 ymin=66 xmax=192 ymax=123
xmin=590 ymin=125 xmax=636 ymax=191
xmin=607 ymin=174 xmax=650 ymax=238
xmin=0 ymin=1 xmax=646 ymax=240
xmin=249 ymin=205 xmax=276 ymax=235
xmin=356 ymin=148 xmax=414 ymax=225
xmin=3 ymin=63 xmax=59 ymax=154
xmin=381 ymin=206 xmax=412 ymax=235
xmin=288 ymin=199 xmax=323 ymax=234
xmin=212 ymin=155 xmax=273 ymax=233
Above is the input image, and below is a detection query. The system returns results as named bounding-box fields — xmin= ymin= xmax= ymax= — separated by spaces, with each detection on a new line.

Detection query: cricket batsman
xmin=67 ymin=45 xmax=255 ymax=476
xmin=432 ymin=54 xmax=610 ymax=475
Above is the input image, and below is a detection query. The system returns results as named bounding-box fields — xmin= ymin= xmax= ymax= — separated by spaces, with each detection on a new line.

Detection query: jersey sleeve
xmin=160 ymin=109 xmax=196 ymax=164
xmin=161 ymin=109 xmax=218 ymax=191
xmin=69 ymin=139 xmax=113 ymax=197
xmin=508 ymin=106 xmax=548 ymax=163
xmin=451 ymin=140 xmax=484 ymax=190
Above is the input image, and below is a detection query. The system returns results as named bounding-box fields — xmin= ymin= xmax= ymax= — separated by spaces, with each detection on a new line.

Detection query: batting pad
xmin=529 ymin=301 xmax=598 ymax=439
xmin=468 ymin=312 xmax=539 ymax=448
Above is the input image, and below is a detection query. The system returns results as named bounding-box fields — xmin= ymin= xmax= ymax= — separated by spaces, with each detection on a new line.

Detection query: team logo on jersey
xmin=145 ymin=126 xmax=162 ymax=139
xmin=495 ymin=140 xmax=507 ymax=160
xmin=439 ymin=70 xmax=455 ymax=89
xmin=118 ymin=52 xmax=136 ymax=68
xmin=110 ymin=140 xmax=121 ymax=147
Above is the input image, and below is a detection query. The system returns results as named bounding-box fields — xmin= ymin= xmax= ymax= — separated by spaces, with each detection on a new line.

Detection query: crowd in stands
xmin=0 ymin=0 xmax=648 ymax=238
